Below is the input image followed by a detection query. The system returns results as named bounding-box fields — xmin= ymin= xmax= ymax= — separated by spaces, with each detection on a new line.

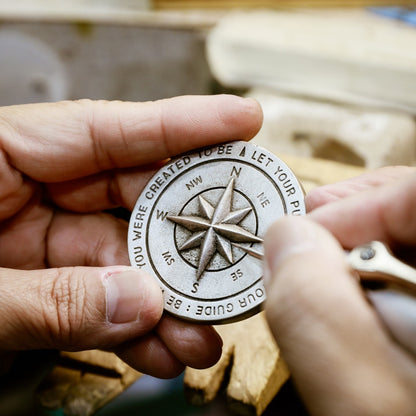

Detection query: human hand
xmin=264 ymin=167 xmax=416 ymax=415
xmin=0 ymin=95 xmax=262 ymax=379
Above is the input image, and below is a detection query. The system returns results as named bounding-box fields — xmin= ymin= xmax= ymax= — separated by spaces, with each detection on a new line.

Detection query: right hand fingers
xmin=264 ymin=216 xmax=416 ymax=416
xmin=308 ymin=172 xmax=416 ymax=249
xmin=306 ymin=166 xmax=416 ymax=212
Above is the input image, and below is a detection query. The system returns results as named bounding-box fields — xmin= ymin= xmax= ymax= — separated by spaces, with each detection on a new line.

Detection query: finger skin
xmin=0 ymin=95 xmax=262 ymax=220
xmin=0 ymin=96 xmax=263 ymax=182
xmin=116 ymin=315 xmax=223 ymax=379
xmin=0 ymin=209 xmax=130 ymax=269
xmin=47 ymin=165 xmax=160 ymax=212
xmin=306 ymin=166 xmax=416 ymax=212
xmin=47 ymin=213 xmax=223 ymax=375
xmin=0 ymin=195 xmax=223 ymax=377
xmin=0 ymin=264 xmax=222 ymax=378
xmin=0 ymin=266 xmax=163 ymax=351
xmin=116 ymin=333 xmax=185 ymax=379
xmin=0 ymin=193 xmax=52 ymax=269
xmin=46 ymin=211 xmax=130 ymax=268
xmin=308 ymin=172 xmax=416 ymax=249
xmin=264 ymin=216 xmax=416 ymax=415
xmin=0 ymin=96 xmax=255 ymax=378
xmin=42 ymin=95 xmax=263 ymax=212
xmin=156 ymin=314 xmax=223 ymax=370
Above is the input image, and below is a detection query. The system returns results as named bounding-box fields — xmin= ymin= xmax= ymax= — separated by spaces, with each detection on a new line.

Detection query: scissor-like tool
xmin=233 ymin=240 xmax=416 ymax=354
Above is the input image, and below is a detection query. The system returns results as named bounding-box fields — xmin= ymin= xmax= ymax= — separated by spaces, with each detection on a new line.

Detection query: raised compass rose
xmin=167 ymin=178 xmax=262 ymax=280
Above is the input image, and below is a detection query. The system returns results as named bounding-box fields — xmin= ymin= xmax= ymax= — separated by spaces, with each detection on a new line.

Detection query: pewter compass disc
xmin=128 ymin=141 xmax=305 ymax=324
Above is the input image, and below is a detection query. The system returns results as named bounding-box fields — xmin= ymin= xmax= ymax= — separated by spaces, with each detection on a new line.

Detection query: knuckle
xmin=41 ymin=268 xmax=87 ymax=348
xmin=154 ymin=100 xmax=172 ymax=157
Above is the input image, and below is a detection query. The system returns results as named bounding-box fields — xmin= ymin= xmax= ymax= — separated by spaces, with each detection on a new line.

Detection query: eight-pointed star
xmin=167 ymin=178 xmax=262 ymax=280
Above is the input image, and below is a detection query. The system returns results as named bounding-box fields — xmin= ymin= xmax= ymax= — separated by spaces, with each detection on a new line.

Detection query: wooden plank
xmin=37 ymin=350 xmax=142 ymax=416
xmin=279 ymin=153 xmax=365 ymax=191
xmin=38 ymin=367 xmax=82 ymax=410
xmin=185 ymin=312 xmax=289 ymax=416
xmin=154 ymin=0 xmax=416 ymax=9
xmin=0 ymin=6 xmax=224 ymax=29
xmin=62 ymin=373 xmax=126 ymax=416
xmin=208 ymin=11 xmax=416 ymax=114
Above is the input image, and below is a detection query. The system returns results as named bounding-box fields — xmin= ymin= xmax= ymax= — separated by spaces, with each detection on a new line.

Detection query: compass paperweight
xmin=127 ymin=141 xmax=305 ymax=324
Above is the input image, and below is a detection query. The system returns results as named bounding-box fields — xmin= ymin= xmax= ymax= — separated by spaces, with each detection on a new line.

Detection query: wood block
xmin=62 ymin=373 xmax=125 ymax=416
xmin=251 ymin=90 xmax=416 ymax=169
xmin=38 ymin=366 xmax=82 ymax=410
xmin=154 ymin=1 xmax=416 ymax=9
xmin=184 ymin=332 xmax=234 ymax=405
xmin=280 ymin=153 xmax=365 ymax=191
xmin=207 ymin=10 xmax=416 ymax=113
xmin=37 ymin=350 xmax=142 ymax=416
xmin=185 ymin=312 xmax=289 ymax=416
xmin=59 ymin=350 xmax=129 ymax=377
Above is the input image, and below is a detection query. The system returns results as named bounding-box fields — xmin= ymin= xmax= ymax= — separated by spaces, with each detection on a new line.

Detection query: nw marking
xmin=186 ymin=175 xmax=203 ymax=190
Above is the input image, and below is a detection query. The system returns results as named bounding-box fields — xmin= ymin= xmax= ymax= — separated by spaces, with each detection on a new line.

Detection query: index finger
xmin=305 ymin=166 xmax=416 ymax=212
xmin=0 ymin=95 xmax=262 ymax=182
xmin=309 ymin=173 xmax=416 ymax=249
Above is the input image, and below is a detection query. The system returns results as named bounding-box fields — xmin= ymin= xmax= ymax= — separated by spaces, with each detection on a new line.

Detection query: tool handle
xmin=368 ymin=289 xmax=416 ymax=356
xmin=348 ymin=241 xmax=416 ymax=294
xmin=348 ymin=241 xmax=416 ymax=354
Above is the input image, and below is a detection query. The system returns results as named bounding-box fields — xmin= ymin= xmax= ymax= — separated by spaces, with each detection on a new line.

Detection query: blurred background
xmin=0 ymin=1 xmax=415 ymax=416
xmin=1 ymin=0 xmax=415 ymax=169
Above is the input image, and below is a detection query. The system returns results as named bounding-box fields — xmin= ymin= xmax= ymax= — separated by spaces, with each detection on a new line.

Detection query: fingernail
xmin=264 ymin=217 xmax=317 ymax=287
xmin=105 ymin=269 xmax=161 ymax=324
xmin=242 ymin=97 xmax=262 ymax=113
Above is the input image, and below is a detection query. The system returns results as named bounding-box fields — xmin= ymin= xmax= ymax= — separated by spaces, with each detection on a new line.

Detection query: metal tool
xmin=234 ymin=239 xmax=416 ymax=355
xmin=235 ymin=240 xmax=416 ymax=290
xmin=348 ymin=241 xmax=416 ymax=292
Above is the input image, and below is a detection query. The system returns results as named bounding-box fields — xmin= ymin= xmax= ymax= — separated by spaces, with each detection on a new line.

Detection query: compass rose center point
xmin=168 ymin=178 xmax=259 ymax=279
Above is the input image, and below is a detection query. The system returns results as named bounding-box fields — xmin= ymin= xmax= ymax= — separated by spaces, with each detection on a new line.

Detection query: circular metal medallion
xmin=128 ymin=141 xmax=305 ymax=324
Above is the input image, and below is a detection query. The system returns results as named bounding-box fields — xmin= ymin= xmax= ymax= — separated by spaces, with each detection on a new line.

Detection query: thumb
xmin=263 ymin=216 xmax=415 ymax=415
xmin=0 ymin=266 xmax=163 ymax=351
